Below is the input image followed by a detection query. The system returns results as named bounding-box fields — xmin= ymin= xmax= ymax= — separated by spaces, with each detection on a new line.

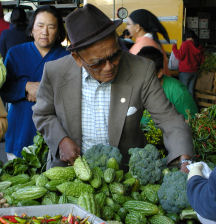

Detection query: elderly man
xmin=32 ymin=4 xmax=193 ymax=171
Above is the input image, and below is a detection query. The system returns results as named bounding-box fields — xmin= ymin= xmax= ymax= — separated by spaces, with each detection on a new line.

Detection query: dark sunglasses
xmin=77 ymin=49 xmax=122 ymax=71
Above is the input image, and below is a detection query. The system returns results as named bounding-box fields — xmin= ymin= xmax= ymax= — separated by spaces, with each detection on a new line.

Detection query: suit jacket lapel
xmin=109 ymin=55 xmax=132 ymax=147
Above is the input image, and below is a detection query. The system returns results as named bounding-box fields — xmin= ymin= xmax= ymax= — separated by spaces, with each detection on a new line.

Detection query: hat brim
xmin=67 ymin=19 xmax=122 ymax=51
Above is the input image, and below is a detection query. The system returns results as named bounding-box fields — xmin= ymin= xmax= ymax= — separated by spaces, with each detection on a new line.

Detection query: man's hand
xmin=179 ymin=154 xmax=192 ymax=173
xmin=25 ymin=82 xmax=40 ymax=102
xmin=0 ymin=117 xmax=8 ymax=141
xmin=59 ymin=137 xmax=80 ymax=165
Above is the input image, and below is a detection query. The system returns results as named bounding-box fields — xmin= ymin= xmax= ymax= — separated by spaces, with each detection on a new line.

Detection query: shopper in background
xmin=138 ymin=46 xmax=198 ymax=121
xmin=0 ymin=6 xmax=30 ymax=60
xmin=119 ymin=29 xmax=134 ymax=50
xmin=172 ymin=28 xmax=204 ymax=96
xmin=126 ymin=8 xmax=170 ymax=75
xmin=0 ymin=5 xmax=69 ymax=160
xmin=33 ymin=4 xmax=193 ymax=171
xmin=0 ymin=2 xmax=10 ymax=36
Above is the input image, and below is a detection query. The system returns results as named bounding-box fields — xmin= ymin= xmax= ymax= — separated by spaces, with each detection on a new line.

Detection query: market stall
xmin=1 ymin=103 xmax=215 ymax=224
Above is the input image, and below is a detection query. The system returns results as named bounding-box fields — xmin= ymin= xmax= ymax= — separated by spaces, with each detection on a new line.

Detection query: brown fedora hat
xmin=65 ymin=4 xmax=122 ymax=51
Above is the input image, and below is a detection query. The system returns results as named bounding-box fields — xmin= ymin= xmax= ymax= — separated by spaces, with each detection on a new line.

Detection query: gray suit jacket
xmin=32 ymin=51 xmax=194 ymax=169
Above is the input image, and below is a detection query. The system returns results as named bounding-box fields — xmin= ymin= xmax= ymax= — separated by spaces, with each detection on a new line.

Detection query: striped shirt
xmin=81 ymin=67 xmax=111 ymax=153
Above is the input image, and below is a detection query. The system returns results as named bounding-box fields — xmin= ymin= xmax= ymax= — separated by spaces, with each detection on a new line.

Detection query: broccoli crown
xmin=128 ymin=144 xmax=165 ymax=185
xmin=83 ymin=144 xmax=122 ymax=171
xmin=158 ymin=171 xmax=190 ymax=214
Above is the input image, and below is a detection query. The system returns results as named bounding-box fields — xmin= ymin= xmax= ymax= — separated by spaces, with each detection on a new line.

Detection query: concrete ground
xmin=0 ymin=141 xmax=8 ymax=164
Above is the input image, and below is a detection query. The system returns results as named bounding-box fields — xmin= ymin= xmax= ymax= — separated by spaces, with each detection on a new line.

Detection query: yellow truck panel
xmin=84 ymin=0 xmax=184 ymax=53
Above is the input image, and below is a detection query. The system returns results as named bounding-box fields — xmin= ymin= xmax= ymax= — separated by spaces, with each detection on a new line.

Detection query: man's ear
xmin=71 ymin=52 xmax=82 ymax=67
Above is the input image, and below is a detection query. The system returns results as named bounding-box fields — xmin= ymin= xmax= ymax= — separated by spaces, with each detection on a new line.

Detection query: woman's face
xmin=126 ymin=17 xmax=137 ymax=38
xmin=32 ymin=11 xmax=58 ymax=51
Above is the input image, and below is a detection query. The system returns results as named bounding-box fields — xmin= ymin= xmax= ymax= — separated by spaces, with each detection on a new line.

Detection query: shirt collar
xmin=82 ymin=67 xmax=91 ymax=81
xmin=82 ymin=67 xmax=112 ymax=85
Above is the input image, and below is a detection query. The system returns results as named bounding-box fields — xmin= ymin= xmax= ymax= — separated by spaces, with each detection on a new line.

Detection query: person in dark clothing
xmin=0 ymin=2 xmax=10 ymax=37
xmin=119 ymin=29 xmax=134 ymax=50
xmin=187 ymin=164 xmax=216 ymax=222
xmin=0 ymin=7 xmax=30 ymax=60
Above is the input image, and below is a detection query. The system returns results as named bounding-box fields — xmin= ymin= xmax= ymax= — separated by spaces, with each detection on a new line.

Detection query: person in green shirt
xmin=138 ymin=46 xmax=198 ymax=122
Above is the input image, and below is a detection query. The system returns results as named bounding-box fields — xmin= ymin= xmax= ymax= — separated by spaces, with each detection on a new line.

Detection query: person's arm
xmin=0 ymin=32 xmax=7 ymax=60
xmin=0 ymin=49 xmax=28 ymax=103
xmin=32 ymin=63 xmax=80 ymax=164
xmin=172 ymin=42 xmax=186 ymax=61
xmin=187 ymin=167 xmax=216 ymax=220
xmin=141 ymin=62 xmax=193 ymax=169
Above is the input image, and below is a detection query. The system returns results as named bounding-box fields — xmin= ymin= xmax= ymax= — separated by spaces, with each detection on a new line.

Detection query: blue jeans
xmin=179 ymin=72 xmax=197 ymax=96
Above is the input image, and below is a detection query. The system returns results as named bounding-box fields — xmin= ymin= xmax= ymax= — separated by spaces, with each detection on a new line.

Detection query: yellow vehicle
xmin=83 ymin=0 xmax=184 ymax=53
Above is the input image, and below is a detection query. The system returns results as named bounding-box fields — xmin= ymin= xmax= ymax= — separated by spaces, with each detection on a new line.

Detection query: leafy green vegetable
xmin=188 ymin=105 xmax=216 ymax=163
xmin=2 ymin=132 xmax=49 ymax=176
xmin=158 ymin=171 xmax=190 ymax=213
xmin=83 ymin=144 xmax=122 ymax=171
xmin=129 ymin=144 xmax=167 ymax=185
xmin=199 ymin=53 xmax=216 ymax=72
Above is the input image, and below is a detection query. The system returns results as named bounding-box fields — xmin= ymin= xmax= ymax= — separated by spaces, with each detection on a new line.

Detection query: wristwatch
xmin=180 ymin=159 xmax=192 ymax=165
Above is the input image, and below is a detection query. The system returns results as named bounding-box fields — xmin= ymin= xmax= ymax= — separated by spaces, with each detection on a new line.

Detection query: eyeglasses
xmin=77 ymin=49 xmax=122 ymax=71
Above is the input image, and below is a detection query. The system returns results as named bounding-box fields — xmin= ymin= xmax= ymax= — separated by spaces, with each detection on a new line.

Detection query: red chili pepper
xmin=61 ymin=217 xmax=67 ymax=222
xmin=1 ymin=217 xmax=17 ymax=223
xmin=68 ymin=216 xmax=74 ymax=224
xmin=6 ymin=218 xmax=18 ymax=223
xmin=46 ymin=219 xmax=56 ymax=223
xmin=0 ymin=217 xmax=11 ymax=224
xmin=74 ymin=221 xmax=79 ymax=224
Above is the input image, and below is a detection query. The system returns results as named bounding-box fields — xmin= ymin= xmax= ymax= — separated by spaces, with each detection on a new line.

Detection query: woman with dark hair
xmin=0 ymin=6 xmax=30 ymax=60
xmin=0 ymin=5 xmax=69 ymax=160
xmin=126 ymin=9 xmax=170 ymax=75
xmin=172 ymin=28 xmax=204 ymax=96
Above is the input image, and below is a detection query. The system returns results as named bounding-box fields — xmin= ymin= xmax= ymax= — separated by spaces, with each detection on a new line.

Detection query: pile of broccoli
xmin=83 ymin=144 xmax=122 ymax=171
xmin=157 ymin=170 xmax=190 ymax=213
xmin=128 ymin=144 xmax=166 ymax=185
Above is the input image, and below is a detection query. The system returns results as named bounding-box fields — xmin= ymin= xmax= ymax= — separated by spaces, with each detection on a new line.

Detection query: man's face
xmin=73 ymin=35 xmax=121 ymax=83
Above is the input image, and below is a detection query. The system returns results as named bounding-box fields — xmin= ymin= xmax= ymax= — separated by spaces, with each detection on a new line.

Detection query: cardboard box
xmin=187 ymin=17 xmax=199 ymax=29
xmin=199 ymin=29 xmax=210 ymax=39
xmin=199 ymin=18 xmax=209 ymax=29
xmin=0 ymin=204 xmax=106 ymax=224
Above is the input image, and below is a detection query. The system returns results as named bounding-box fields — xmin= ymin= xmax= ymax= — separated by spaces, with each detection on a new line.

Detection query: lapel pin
xmin=120 ymin=98 xmax=126 ymax=103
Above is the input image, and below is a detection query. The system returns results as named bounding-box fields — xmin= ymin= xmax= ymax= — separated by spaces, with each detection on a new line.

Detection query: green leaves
xmin=200 ymin=54 xmax=216 ymax=72
xmin=2 ymin=132 xmax=49 ymax=176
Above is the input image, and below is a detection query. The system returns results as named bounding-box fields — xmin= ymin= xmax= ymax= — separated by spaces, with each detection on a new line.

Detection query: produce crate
xmin=0 ymin=204 xmax=106 ymax=224
xmin=195 ymin=71 xmax=216 ymax=108
xmin=195 ymin=90 xmax=216 ymax=108
xmin=195 ymin=71 xmax=216 ymax=94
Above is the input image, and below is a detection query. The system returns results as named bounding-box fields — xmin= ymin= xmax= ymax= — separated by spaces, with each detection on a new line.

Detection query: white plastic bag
xmin=168 ymin=51 xmax=179 ymax=70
